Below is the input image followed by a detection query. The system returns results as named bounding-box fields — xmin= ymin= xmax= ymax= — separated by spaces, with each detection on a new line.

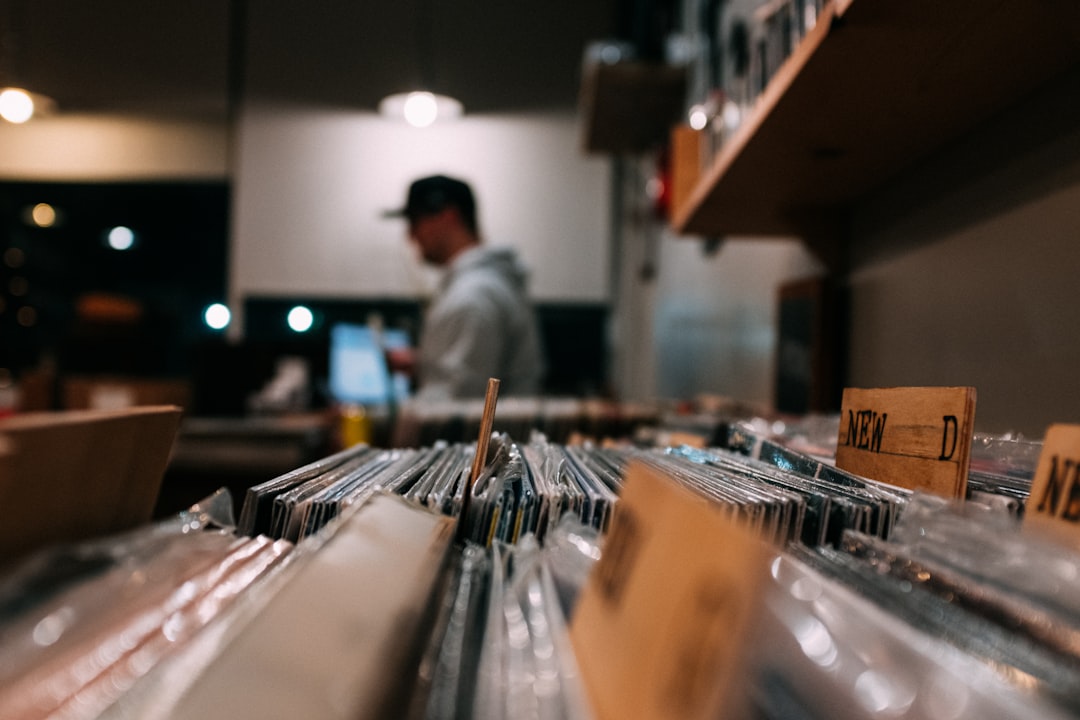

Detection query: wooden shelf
xmin=672 ymin=0 xmax=1080 ymax=239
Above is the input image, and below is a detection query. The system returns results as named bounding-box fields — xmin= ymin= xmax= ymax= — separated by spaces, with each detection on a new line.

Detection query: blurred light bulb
xmin=31 ymin=203 xmax=56 ymax=227
xmin=403 ymin=92 xmax=438 ymax=128
xmin=379 ymin=91 xmax=463 ymax=127
xmin=16 ymin=306 xmax=37 ymax=327
xmin=722 ymin=101 xmax=742 ymax=133
xmin=107 ymin=226 xmax=135 ymax=251
xmin=3 ymin=248 xmax=25 ymax=268
xmin=204 ymin=303 xmax=231 ymax=330
xmin=0 ymin=88 xmax=34 ymax=123
xmin=287 ymin=305 xmax=314 ymax=333
xmin=688 ymin=104 xmax=709 ymax=131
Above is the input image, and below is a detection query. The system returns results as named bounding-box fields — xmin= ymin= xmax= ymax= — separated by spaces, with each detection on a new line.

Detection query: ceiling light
xmin=0 ymin=88 xmax=33 ymax=123
xmin=379 ymin=91 xmax=463 ymax=128
xmin=0 ymin=5 xmax=57 ymax=124
xmin=378 ymin=0 xmax=463 ymax=126
xmin=0 ymin=87 xmax=56 ymax=124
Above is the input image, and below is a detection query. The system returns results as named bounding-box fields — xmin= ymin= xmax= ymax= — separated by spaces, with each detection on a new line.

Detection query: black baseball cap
xmin=383 ymin=174 xmax=476 ymax=227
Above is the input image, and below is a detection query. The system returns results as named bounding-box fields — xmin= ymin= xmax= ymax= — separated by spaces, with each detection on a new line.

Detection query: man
xmin=387 ymin=174 xmax=543 ymax=399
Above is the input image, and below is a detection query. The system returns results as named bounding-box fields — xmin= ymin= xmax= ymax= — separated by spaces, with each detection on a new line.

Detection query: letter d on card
xmin=835 ymin=386 xmax=976 ymax=498
xmin=569 ymin=461 xmax=769 ymax=720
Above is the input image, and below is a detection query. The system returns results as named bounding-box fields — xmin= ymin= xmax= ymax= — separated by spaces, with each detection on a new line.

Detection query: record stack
xmin=390 ymin=396 xmax=661 ymax=447
xmin=0 ymin=419 xmax=1076 ymax=719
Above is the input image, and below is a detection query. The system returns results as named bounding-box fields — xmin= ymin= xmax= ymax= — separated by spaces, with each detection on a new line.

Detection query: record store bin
xmin=0 ymin=401 xmax=1078 ymax=720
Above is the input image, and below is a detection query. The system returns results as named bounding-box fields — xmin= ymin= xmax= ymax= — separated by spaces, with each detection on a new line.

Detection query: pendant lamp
xmin=378 ymin=0 xmax=463 ymax=127
xmin=0 ymin=2 xmax=56 ymax=123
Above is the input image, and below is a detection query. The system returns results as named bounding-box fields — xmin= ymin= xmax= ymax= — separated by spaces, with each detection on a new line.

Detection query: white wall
xmin=848 ymin=167 xmax=1080 ymax=437
xmin=847 ymin=73 xmax=1080 ymax=437
xmin=0 ymin=115 xmax=227 ymax=180
xmin=230 ymin=105 xmax=611 ymax=317
xmin=653 ymin=235 xmax=823 ymax=405
xmin=609 ymin=157 xmax=824 ymax=405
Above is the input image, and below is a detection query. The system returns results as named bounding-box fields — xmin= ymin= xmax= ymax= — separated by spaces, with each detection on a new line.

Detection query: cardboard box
xmin=0 ymin=405 xmax=183 ymax=566
xmin=62 ymin=376 xmax=192 ymax=412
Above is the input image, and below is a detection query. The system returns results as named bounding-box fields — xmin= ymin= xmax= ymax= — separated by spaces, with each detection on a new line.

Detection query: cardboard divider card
xmin=569 ymin=460 xmax=770 ymax=720
xmin=834 ymin=386 xmax=976 ymax=498
xmin=1026 ymin=424 xmax=1080 ymax=542
xmin=0 ymin=406 xmax=183 ymax=565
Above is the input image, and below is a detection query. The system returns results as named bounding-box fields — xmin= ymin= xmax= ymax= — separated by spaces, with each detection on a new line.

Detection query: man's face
xmin=407 ymin=208 xmax=453 ymax=265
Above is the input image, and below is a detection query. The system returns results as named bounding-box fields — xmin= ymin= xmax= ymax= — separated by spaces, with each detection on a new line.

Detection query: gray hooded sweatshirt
xmin=416 ymin=246 xmax=543 ymax=399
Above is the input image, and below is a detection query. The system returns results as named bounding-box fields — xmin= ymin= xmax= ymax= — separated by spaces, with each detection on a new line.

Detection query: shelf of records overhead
xmin=672 ymin=0 xmax=1080 ymax=240
xmin=4 ymin=413 xmax=1080 ymax=719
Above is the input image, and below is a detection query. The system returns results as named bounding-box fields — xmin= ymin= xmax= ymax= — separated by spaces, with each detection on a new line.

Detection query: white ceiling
xmin=2 ymin=0 xmax=620 ymax=120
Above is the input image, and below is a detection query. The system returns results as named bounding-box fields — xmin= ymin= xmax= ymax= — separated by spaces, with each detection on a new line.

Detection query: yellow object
xmin=339 ymin=404 xmax=372 ymax=447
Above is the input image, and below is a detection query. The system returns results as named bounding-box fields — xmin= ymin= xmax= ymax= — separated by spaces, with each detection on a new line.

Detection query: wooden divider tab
xmin=570 ymin=461 xmax=769 ymax=720
xmin=1026 ymin=424 xmax=1080 ymax=542
xmin=835 ymin=386 xmax=976 ymax=498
